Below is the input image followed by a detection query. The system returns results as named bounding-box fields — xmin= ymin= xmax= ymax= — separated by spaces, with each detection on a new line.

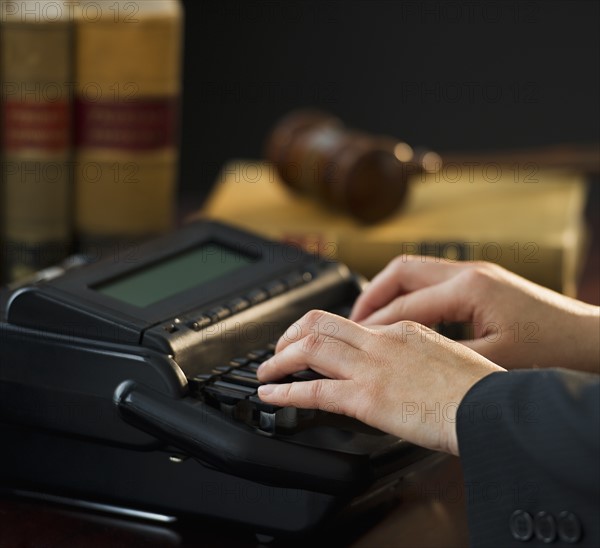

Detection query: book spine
xmin=0 ymin=6 xmax=73 ymax=283
xmin=343 ymin=238 xmax=572 ymax=295
xmin=246 ymin=225 xmax=573 ymax=295
xmin=74 ymin=0 xmax=183 ymax=259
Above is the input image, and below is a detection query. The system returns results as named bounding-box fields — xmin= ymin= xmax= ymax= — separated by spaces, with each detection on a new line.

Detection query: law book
xmin=0 ymin=0 xmax=73 ymax=283
xmin=198 ymin=160 xmax=588 ymax=296
xmin=73 ymin=0 xmax=183 ymax=258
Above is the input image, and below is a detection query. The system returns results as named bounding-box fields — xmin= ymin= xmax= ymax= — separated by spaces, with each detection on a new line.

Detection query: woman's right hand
xmin=350 ymin=256 xmax=599 ymax=373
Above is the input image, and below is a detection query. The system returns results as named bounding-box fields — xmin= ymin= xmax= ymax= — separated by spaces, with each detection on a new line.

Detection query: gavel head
xmin=264 ymin=109 xmax=441 ymax=223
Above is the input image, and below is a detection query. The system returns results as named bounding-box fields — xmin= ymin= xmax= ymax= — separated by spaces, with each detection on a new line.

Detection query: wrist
xmin=442 ymin=405 xmax=460 ymax=457
xmin=573 ymin=309 xmax=600 ymax=373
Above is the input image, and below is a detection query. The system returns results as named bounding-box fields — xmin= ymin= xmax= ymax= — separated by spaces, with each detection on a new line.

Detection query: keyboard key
xmin=229 ymin=357 xmax=249 ymax=368
xmin=243 ymin=361 xmax=262 ymax=372
xmin=249 ymin=394 xmax=281 ymax=414
xmin=206 ymin=306 xmax=231 ymax=322
xmin=282 ymin=271 xmax=305 ymax=289
xmin=301 ymin=271 xmax=314 ymax=283
xmin=190 ymin=315 xmax=212 ymax=330
xmin=205 ymin=385 xmax=251 ymax=405
xmin=212 ymin=364 xmax=232 ymax=375
xmin=188 ymin=373 xmax=213 ymax=394
xmin=222 ymin=373 xmax=262 ymax=389
xmin=246 ymin=288 xmax=268 ymax=305
xmin=239 ymin=367 xmax=259 ymax=377
xmin=259 ymin=410 xmax=277 ymax=434
xmin=248 ymin=395 xmax=297 ymax=433
xmin=263 ymin=280 xmax=286 ymax=297
xmin=246 ymin=348 xmax=270 ymax=361
xmin=229 ymin=368 xmax=257 ymax=379
xmin=227 ymin=297 xmax=250 ymax=313
xmin=276 ymin=406 xmax=298 ymax=429
xmin=212 ymin=380 xmax=257 ymax=395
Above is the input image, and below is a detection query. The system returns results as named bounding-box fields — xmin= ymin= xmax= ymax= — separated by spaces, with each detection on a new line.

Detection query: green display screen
xmin=95 ymin=243 xmax=253 ymax=307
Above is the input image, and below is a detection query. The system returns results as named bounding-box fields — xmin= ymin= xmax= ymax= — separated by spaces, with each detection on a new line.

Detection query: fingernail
xmin=258 ymin=384 xmax=276 ymax=397
xmin=256 ymin=361 xmax=267 ymax=375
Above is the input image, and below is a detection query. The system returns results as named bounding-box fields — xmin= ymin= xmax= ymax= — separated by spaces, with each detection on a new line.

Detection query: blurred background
xmin=180 ymin=0 xmax=599 ymax=304
xmin=1 ymin=0 xmax=598 ymax=302
xmin=179 ymin=0 xmax=599 ymax=200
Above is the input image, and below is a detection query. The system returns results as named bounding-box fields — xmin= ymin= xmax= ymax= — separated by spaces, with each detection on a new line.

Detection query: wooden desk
xmin=0 ymin=457 xmax=468 ymax=548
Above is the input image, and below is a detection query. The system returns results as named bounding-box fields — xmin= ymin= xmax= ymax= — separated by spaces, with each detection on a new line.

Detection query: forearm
xmin=570 ymin=309 xmax=600 ymax=373
xmin=539 ymin=306 xmax=600 ymax=373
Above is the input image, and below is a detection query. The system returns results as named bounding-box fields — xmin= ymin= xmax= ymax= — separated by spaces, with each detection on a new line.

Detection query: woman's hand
xmin=351 ymin=256 xmax=599 ymax=373
xmin=256 ymin=310 xmax=505 ymax=456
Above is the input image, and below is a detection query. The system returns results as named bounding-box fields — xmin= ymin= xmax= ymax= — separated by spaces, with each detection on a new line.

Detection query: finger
xmin=258 ymin=334 xmax=363 ymax=382
xmin=350 ymin=256 xmax=467 ymax=322
xmin=275 ymin=309 xmax=370 ymax=354
xmin=257 ymin=378 xmax=356 ymax=415
xmin=361 ymin=275 xmax=475 ymax=326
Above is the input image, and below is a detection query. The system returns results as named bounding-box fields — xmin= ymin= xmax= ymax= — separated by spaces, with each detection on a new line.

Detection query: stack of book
xmin=1 ymin=0 xmax=183 ymax=284
xmin=199 ymin=160 xmax=588 ymax=296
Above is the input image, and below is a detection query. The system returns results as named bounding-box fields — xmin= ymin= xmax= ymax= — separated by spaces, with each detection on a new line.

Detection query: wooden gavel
xmin=264 ymin=109 xmax=441 ymax=223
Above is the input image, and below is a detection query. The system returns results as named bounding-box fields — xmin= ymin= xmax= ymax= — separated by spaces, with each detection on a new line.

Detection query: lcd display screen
xmin=95 ymin=243 xmax=253 ymax=307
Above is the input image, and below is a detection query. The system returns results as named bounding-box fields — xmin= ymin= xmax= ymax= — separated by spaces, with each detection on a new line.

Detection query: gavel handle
xmin=442 ymin=143 xmax=600 ymax=175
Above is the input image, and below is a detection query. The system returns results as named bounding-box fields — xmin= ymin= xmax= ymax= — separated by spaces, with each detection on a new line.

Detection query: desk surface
xmin=0 ymin=457 xmax=468 ymax=548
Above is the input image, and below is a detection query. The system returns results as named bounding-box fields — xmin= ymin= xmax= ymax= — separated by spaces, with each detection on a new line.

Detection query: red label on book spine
xmin=2 ymin=101 xmax=70 ymax=151
xmin=75 ymin=98 xmax=178 ymax=150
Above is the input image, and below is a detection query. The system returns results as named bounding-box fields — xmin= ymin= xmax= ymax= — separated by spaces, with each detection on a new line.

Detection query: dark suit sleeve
xmin=456 ymin=369 xmax=600 ymax=547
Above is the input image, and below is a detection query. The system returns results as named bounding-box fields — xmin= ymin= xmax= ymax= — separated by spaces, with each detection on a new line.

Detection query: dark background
xmin=177 ymin=0 xmax=599 ymax=202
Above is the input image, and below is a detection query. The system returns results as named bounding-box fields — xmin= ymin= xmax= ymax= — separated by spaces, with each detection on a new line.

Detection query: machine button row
xmin=187 ymin=270 xmax=314 ymax=332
